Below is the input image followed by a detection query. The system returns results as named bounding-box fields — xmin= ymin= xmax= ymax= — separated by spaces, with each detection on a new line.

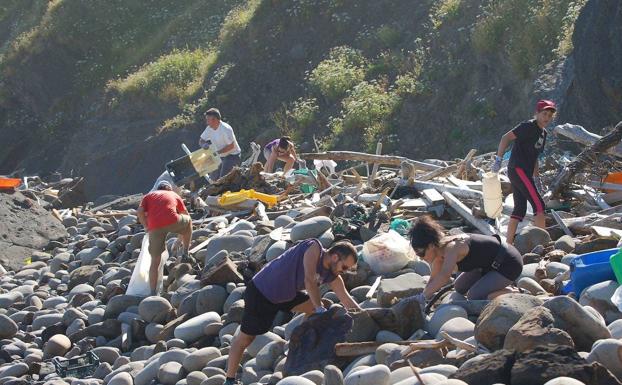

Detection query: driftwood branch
xmin=553 ymin=123 xmax=622 ymax=157
xmin=549 ymin=121 xmax=622 ymax=199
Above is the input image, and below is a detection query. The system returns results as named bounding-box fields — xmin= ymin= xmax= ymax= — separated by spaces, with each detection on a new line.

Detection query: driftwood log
xmin=300 ymin=151 xmax=440 ymax=171
xmin=553 ymin=123 xmax=622 ymax=157
xmin=549 ymin=121 xmax=622 ymax=199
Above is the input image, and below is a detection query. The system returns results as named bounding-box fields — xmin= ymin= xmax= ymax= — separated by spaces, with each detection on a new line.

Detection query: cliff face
xmin=0 ymin=0 xmax=619 ymax=200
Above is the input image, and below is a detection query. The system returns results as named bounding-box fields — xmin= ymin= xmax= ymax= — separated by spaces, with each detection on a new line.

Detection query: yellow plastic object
xmin=218 ymin=189 xmax=279 ymax=208
xmin=189 ymin=148 xmax=221 ymax=176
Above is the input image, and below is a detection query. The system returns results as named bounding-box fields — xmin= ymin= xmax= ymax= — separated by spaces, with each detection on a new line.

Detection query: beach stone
xmin=139 ymin=296 xmax=173 ymax=324
xmin=203 ymin=321 xmax=222 ymax=336
xmin=276 ymin=377 xmax=317 ymax=385
xmin=158 ymin=362 xmax=184 ymax=385
xmin=76 ymin=247 xmax=105 ymax=265
xmin=318 ymin=230 xmax=335 ymax=248
xmin=426 ymin=305 xmax=468 ymax=337
xmin=63 ymin=216 xmax=79 ymax=227
xmin=202 ymin=374 xmax=226 ymax=385
xmin=394 ymin=373 xmax=447 ymax=385
xmin=608 ymin=319 xmax=622 ymax=338
xmin=324 ymin=365 xmax=344 ymax=385
xmin=186 ymin=371 xmax=207 ymax=385
xmin=104 ymin=295 xmax=143 ymax=320
xmin=0 ymin=291 xmax=23 ymax=308
xmin=107 ymin=372 xmax=133 ymax=385
xmin=377 ymin=273 xmax=425 ymax=307
xmin=204 ymin=235 xmax=254 ymax=263
xmin=343 ymin=364 xmax=390 ymax=385
xmin=145 ymin=323 xmax=164 ymax=343
xmin=290 ymin=217 xmax=333 ymax=242
xmin=519 ymin=263 xmax=539 ymax=281
xmin=543 ymin=295 xmax=611 ymax=351
xmin=134 ymin=358 xmax=162 ymax=385
xmin=513 ymin=227 xmax=551 ymax=255
xmin=554 ymin=236 xmax=576 ymax=253
xmin=93 ymin=362 xmax=113 ymax=380
xmin=375 ymin=343 xmax=404 ymax=366
xmin=267 ymin=241 xmax=288 ymax=262
xmin=275 ymin=215 xmax=296 ymax=228
xmin=0 ymin=362 xmax=29 ymax=377
xmin=32 ymin=313 xmax=63 ymax=330
xmin=224 ymin=287 xmax=246 ymax=313
xmin=503 ymin=306 xmax=574 ymax=352
xmin=256 ymin=340 xmax=286 ymax=370
xmin=195 ymin=285 xmax=228 ymax=314
xmin=301 ymin=370 xmax=324 ymax=385
xmin=89 ymin=307 xmax=106 ymax=325
xmin=579 ymin=280 xmax=622 ymax=324
xmin=248 ymin=332 xmax=284 ymax=357
xmin=545 ymin=262 xmax=569 ymax=278
xmin=437 ymin=318 xmax=474 ymax=341
xmin=183 ymin=347 xmax=221 ymax=372
xmin=516 ymin=277 xmax=547 ymax=295
xmin=474 ymin=293 xmax=544 ymax=351
xmin=543 ymin=378 xmax=585 ymax=385
xmin=43 ymin=295 xmax=67 ymax=309
xmin=420 ymin=365 xmax=458 ymax=378
xmin=44 ymin=334 xmax=71 ymax=358
xmin=63 ymin=308 xmax=88 ymax=326
xmin=92 ymin=347 xmax=120 ymax=365
xmin=585 ymin=338 xmax=622 ymax=380
xmin=375 ymin=330 xmax=403 ymax=343
xmin=174 ymin=312 xmax=221 ymax=343
xmin=0 ymin=314 xmax=18 ymax=339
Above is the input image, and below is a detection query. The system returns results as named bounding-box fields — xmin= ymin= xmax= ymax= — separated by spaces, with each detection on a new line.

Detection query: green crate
xmin=53 ymin=351 xmax=100 ymax=378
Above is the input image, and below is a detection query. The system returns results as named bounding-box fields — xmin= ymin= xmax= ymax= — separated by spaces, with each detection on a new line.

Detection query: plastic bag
xmin=612 ymin=285 xmax=622 ymax=313
xmin=126 ymin=235 xmax=168 ymax=296
xmin=362 ymin=230 xmax=416 ymax=274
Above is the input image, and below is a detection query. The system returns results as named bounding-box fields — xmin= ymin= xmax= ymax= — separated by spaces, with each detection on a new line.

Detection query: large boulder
xmin=0 ymin=191 xmax=68 ymax=271
xmin=174 ymin=312 xmax=221 ymax=343
xmin=290 ymin=217 xmax=333 ymax=242
xmin=579 ymin=281 xmax=622 ymax=324
xmin=195 ymin=285 xmax=228 ymax=314
xmin=451 ymin=345 xmax=622 ymax=385
xmin=543 ymin=296 xmax=611 ymax=351
xmin=203 ymin=235 xmax=254 ymax=263
xmin=138 ymin=296 xmax=173 ymax=324
xmin=586 ymin=339 xmax=622 ymax=381
xmin=474 ymin=294 xmax=544 ymax=351
xmin=343 ymin=364 xmax=390 ymax=385
xmin=377 ymin=273 xmax=425 ymax=307
xmin=503 ymin=306 xmax=574 ymax=352
xmin=514 ymin=227 xmax=551 ymax=255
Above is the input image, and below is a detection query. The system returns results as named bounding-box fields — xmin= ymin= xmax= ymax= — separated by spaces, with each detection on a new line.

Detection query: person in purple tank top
xmin=223 ymin=240 xmax=360 ymax=385
xmin=263 ymin=136 xmax=299 ymax=173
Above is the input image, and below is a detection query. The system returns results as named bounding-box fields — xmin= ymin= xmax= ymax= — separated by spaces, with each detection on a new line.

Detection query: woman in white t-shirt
xmin=199 ymin=108 xmax=241 ymax=180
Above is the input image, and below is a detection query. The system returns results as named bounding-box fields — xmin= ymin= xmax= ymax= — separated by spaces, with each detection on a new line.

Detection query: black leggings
xmin=508 ymin=167 xmax=544 ymax=221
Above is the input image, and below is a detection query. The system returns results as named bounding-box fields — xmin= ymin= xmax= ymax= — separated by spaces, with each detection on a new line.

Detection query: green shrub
xmin=431 ymin=0 xmax=463 ymax=29
xmin=219 ymin=0 xmax=262 ymax=48
xmin=376 ymin=25 xmax=402 ymax=48
xmin=308 ymin=46 xmax=366 ymax=101
xmin=107 ymin=49 xmax=216 ymax=104
xmin=471 ymin=0 xmax=589 ymax=77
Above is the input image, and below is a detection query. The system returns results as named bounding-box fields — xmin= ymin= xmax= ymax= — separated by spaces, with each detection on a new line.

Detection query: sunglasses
xmin=413 ymin=246 xmax=427 ymax=256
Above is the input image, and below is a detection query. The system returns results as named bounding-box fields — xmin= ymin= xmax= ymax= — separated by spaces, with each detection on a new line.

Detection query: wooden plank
xmin=442 ymin=192 xmax=495 ymax=235
xmin=421 ymin=189 xmax=444 ymax=205
xmin=591 ymin=226 xmax=622 ymax=240
xmin=413 ymin=180 xmax=483 ymax=200
xmin=300 ymin=151 xmax=440 ymax=171
xmin=588 ymin=180 xmax=622 ymax=192
xmin=551 ymin=210 xmax=573 ymax=237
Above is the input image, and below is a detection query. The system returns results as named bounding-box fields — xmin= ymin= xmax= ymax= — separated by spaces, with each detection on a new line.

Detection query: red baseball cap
xmin=536 ymin=99 xmax=557 ymax=113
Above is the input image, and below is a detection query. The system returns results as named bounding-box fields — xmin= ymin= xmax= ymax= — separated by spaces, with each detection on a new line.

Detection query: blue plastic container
xmin=562 ymin=247 xmax=619 ymax=296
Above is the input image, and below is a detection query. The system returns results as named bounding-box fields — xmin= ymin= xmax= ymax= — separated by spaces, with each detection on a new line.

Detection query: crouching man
xmin=224 ymin=239 xmax=361 ymax=385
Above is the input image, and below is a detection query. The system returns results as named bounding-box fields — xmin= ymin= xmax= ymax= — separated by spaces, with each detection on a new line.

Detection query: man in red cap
xmin=492 ymin=99 xmax=557 ymax=244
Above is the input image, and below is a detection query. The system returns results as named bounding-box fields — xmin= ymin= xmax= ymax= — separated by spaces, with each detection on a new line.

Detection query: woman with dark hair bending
xmin=410 ymin=216 xmax=523 ymax=301
xmin=263 ymin=136 xmax=299 ymax=173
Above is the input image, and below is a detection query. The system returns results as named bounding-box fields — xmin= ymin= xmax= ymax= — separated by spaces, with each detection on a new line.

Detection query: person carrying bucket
xmin=263 ymin=136 xmax=299 ymax=173
xmin=492 ymin=99 xmax=557 ymax=244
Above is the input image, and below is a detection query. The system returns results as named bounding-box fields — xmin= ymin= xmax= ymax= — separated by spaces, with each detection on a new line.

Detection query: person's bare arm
xmin=495 ymin=130 xmax=517 ymax=158
xmin=422 ymin=241 xmax=467 ymax=299
xmin=137 ymin=207 xmax=147 ymax=228
xmin=302 ymin=242 xmax=323 ymax=309
xmin=218 ymin=142 xmax=235 ymax=155
xmin=329 ymin=276 xmax=361 ymax=310
xmin=264 ymin=150 xmax=278 ymax=173
xmin=533 ymin=162 xmax=539 ymax=176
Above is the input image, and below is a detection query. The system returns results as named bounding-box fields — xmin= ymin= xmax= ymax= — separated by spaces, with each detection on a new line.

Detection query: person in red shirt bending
xmin=137 ymin=181 xmax=192 ymax=295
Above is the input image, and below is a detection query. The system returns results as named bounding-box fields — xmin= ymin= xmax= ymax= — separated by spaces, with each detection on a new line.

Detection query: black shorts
xmin=240 ymin=280 xmax=309 ymax=336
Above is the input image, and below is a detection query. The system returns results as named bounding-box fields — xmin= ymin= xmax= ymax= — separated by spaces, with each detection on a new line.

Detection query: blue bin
xmin=562 ymin=248 xmax=619 ymax=296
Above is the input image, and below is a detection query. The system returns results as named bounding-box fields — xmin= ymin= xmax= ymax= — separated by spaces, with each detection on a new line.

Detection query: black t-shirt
xmin=508 ymin=119 xmax=546 ymax=173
